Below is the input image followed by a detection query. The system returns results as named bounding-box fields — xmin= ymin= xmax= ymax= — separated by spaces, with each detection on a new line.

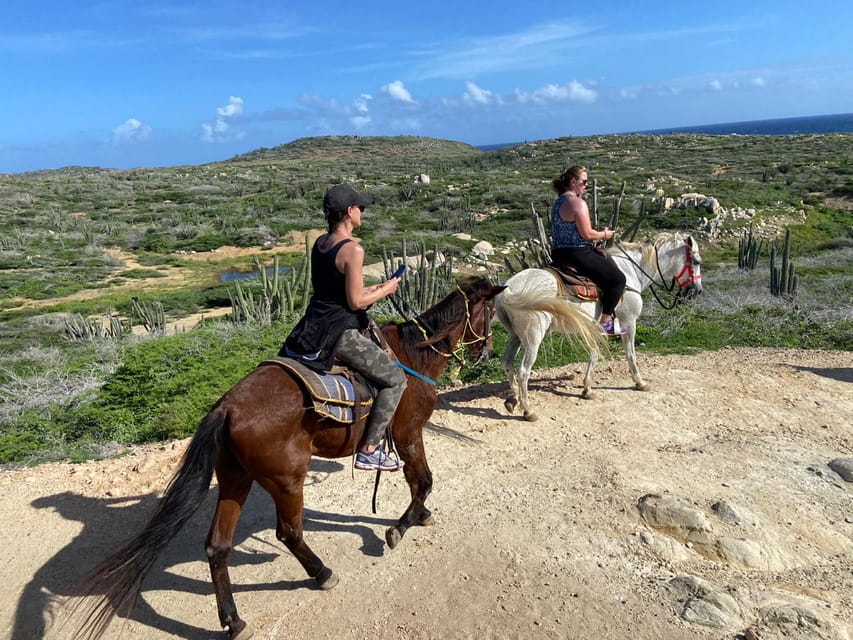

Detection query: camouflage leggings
xmin=335 ymin=329 xmax=407 ymax=446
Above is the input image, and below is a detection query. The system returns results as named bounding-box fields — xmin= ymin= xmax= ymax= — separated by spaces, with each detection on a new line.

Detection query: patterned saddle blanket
xmin=546 ymin=265 xmax=600 ymax=301
xmin=261 ymin=356 xmax=374 ymax=424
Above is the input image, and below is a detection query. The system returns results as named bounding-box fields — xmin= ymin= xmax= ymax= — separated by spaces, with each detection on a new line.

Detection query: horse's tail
xmin=497 ymin=286 xmax=603 ymax=355
xmin=65 ymin=408 xmax=228 ymax=640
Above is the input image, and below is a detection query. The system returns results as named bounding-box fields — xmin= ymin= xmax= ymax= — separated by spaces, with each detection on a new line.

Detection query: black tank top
xmin=311 ymin=238 xmax=352 ymax=309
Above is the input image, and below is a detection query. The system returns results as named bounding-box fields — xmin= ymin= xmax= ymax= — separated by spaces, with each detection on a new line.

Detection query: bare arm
xmin=337 ymin=242 xmax=400 ymax=310
xmin=559 ymin=198 xmax=614 ymax=241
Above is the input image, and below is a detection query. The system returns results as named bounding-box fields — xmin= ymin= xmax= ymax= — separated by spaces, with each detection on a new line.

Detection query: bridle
xmin=615 ymin=239 xmax=702 ymax=310
xmin=673 ymin=243 xmax=702 ymax=289
xmin=411 ymin=285 xmax=493 ymax=365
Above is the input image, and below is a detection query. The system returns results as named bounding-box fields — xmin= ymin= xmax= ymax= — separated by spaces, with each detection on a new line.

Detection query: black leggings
xmin=552 ymin=246 xmax=626 ymax=316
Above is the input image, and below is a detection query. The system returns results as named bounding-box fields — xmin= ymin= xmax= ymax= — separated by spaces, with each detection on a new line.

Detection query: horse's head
xmin=659 ymin=233 xmax=703 ymax=296
xmin=456 ymin=277 xmax=507 ymax=366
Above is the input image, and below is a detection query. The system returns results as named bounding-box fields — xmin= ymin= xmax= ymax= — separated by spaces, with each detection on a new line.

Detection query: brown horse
xmin=66 ymin=276 xmax=505 ymax=640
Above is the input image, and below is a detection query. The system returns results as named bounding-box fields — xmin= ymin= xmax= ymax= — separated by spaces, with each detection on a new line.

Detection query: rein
xmin=614 ymin=240 xmax=700 ymax=311
xmin=410 ymin=285 xmax=491 ymax=365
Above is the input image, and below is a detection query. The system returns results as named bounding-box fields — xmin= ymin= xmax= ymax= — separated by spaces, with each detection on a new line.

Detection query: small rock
xmin=828 ymin=458 xmax=853 ymax=482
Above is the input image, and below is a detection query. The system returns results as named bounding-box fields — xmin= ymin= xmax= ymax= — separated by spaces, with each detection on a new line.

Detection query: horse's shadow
xmin=435 ymin=381 xmax=506 ymax=420
xmin=15 ymin=459 xmax=392 ymax=640
xmin=791 ymin=364 xmax=853 ymax=383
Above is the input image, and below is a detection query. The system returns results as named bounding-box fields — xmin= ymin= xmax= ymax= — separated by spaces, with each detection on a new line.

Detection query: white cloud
xmin=217 ymin=96 xmax=244 ymax=117
xmin=111 ymin=118 xmax=152 ymax=143
xmin=201 ymin=96 xmax=245 ymax=143
xmin=354 ymin=93 xmax=373 ymax=114
xmin=710 ymin=79 xmax=723 ymax=90
xmin=382 ymin=80 xmax=415 ymax=103
xmin=751 ymin=76 xmax=766 ymax=87
xmin=463 ymin=81 xmax=494 ymax=105
xmin=515 ymin=81 xmax=597 ymax=105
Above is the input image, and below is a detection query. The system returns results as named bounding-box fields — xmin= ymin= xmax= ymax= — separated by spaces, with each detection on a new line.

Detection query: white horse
xmin=494 ymin=232 xmax=703 ymax=421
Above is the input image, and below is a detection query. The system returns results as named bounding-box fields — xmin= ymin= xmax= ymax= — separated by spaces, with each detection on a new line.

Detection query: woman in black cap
xmin=281 ymin=184 xmax=406 ymax=471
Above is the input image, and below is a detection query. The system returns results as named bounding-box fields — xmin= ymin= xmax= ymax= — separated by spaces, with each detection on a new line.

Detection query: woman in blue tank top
xmin=282 ymin=184 xmax=407 ymax=471
xmin=550 ymin=166 xmax=626 ymax=336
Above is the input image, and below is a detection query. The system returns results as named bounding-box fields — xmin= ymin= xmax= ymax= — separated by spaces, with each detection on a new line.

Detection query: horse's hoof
xmin=386 ymin=526 xmax=403 ymax=549
xmin=419 ymin=514 xmax=436 ymax=526
xmin=581 ymin=389 xmax=594 ymax=400
xmin=316 ymin=567 xmax=339 ymax=590
xmin=523 ymin=411 xmax=538 ymax=422
xmin=228 ymin=621 xmax=254 ymax=640
xmin=637 ymin=383 xmax=651 ymax=391
xmin=504 ymin=398 xmax=517 ymax=414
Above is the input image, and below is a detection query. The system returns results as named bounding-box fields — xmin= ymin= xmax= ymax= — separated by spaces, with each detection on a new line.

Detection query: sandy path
xmin=1 ymin=347 xmax=851 ymax=640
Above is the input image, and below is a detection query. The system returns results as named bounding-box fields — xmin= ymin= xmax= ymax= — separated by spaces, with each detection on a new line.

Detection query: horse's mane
xmin=615 ymin=232 xmax=691 ymax=269
xmin=393 ymin=276 xmax=492 ymax=368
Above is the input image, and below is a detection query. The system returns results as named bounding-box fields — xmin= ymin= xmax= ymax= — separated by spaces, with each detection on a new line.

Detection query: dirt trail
xmin=1 ymin=347 xmax=851 ymax=640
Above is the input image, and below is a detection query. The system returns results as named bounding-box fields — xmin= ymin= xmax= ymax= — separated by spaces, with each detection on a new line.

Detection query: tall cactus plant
xmin=769 ymin=228 xmax=798 ymax=299
xmin=738 ymin=225 xmax=763 ymax=270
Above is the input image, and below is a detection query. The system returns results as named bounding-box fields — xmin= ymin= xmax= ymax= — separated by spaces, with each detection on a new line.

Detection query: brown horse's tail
xmin=64 ymin=408 xmax=228 ymax=640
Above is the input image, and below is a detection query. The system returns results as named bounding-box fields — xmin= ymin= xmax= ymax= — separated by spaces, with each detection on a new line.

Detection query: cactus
xmin=529 ymin=202 xmax=552 ymax=265
xmin=769 ymin=228 xmax=797 ymax=299
xmin=227 ymin=246 xmax=312 ymax=325
xmin=63 ymin=312 xmax=125 ymax=341
xmin=591 ymin=179 xmax=599 ymax=227
xmin=604 ymin=181 xmax=626 ymax=248
xmin=383 ymin=241 xmax=456 ymax=317
xmin=131 ymin=297 xmax=165 ymax=335
xmin=626 ymin=199 xmax=648 ymax=242
xmin=738 ymin=225 xmax=763 ymax=270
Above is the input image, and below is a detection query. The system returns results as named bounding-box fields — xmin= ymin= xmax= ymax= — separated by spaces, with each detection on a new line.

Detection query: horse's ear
xmin=489 ymin=285 xmax=508 ymax=299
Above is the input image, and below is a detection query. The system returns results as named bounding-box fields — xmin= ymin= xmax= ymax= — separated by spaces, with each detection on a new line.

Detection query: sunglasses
xmin=579 ymin=179 xmax=588 ymax=185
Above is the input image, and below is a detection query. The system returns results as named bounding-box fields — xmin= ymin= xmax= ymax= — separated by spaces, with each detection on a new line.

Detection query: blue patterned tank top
xmin=551 ymin=194 xmax=591 ymax=249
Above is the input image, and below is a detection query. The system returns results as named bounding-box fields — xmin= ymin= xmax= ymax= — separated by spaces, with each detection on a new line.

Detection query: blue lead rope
xmin=393 ymin=360 xmax=437 ymax=386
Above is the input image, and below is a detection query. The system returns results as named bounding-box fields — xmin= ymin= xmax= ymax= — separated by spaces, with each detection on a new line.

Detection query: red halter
xmin=674 ymin=244 xmax=701 ymax=289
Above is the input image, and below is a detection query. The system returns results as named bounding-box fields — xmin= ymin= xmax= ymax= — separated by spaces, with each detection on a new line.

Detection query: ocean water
xmin=640 ymin=112 xmax=853 ymax=136
xmin=480 ymin=112 xmax=853 ymax=151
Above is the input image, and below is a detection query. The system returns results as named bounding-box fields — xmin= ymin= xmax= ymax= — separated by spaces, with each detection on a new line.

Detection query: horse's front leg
xmin=622 ymin=322 xmax=650 ymax=391
xmin=386 ymin=434 xmax=433 ymax=549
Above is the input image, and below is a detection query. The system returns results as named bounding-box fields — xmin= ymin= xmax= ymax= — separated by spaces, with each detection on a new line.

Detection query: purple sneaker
xmin=600 ymin=319 xmax=626 ymax=337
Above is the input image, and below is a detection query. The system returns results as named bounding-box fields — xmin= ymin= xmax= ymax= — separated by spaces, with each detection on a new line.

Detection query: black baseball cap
xmin=323 ymin=184 xmax=373 ymax=214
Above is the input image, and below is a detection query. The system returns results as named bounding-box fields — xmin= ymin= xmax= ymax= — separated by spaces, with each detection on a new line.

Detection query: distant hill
xmin=228 ymin=135 xmax=485 ymax=164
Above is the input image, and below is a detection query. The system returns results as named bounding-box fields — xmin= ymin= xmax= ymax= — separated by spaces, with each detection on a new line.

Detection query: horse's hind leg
xmin=501 ymin=331 xmax=522 ymax=414
xmin=516 ymin=317 xmax=550 ymax=421
xmin=271 ymin=483 xmax=339 ymax=590
xmin=207 ymin=467 xmax=254 ymax=640
xmin=582 ymin=351 xmax=599 ymax=399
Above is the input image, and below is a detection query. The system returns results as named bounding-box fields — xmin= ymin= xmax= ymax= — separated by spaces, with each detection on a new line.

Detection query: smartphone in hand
xmin=390 ymin=264 xmax=406 ymax=279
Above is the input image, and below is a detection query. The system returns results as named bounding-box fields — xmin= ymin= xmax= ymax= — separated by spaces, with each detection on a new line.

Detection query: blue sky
xmin=2 ymin=0 xmax=852 ymax=173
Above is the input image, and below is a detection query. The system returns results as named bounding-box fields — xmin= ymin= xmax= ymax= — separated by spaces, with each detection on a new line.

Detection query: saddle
xmin=262 ymin=319 xmax=397 ymax=424
xmin=261 ymin=356 xmax=375 ymax=424
xmin=546 ymin=264 xmax=600 ymax=301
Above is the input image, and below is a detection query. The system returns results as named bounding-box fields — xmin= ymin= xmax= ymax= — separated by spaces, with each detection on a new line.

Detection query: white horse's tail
xmin=497 ymin=286 xmax=603 ymax=355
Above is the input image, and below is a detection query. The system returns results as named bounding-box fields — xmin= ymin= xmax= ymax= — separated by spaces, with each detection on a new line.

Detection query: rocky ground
xmin=1 ymin=347 xmax=851 ymax=640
